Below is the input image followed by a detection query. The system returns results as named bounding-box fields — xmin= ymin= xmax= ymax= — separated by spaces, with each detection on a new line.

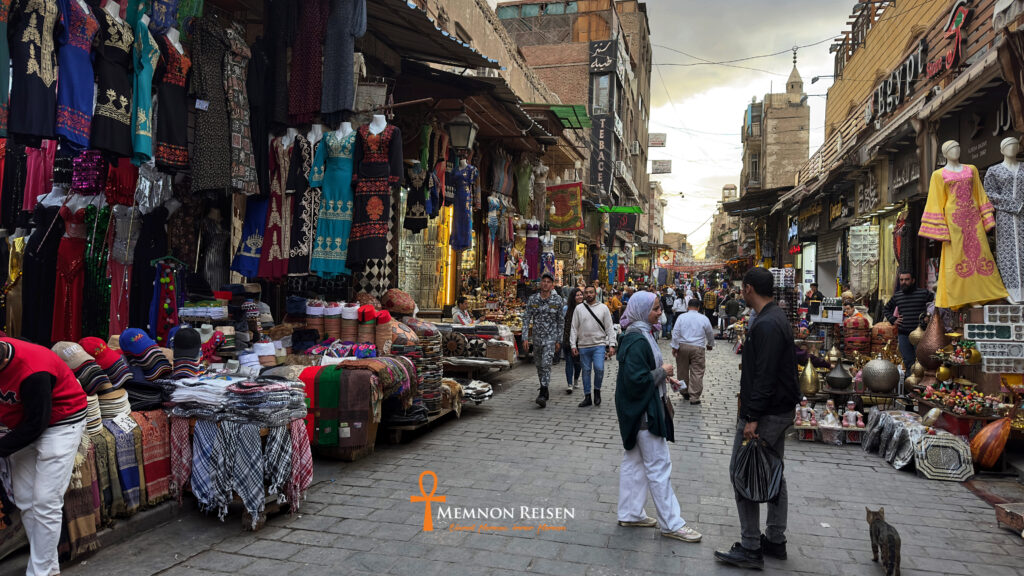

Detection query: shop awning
xmin=725 ymin=186 xmax=790 ymax=217
xmin=524 ymin=103 xmax=592 ymax=129
xmin=367 ymin=0 xmax=502 ymax=70
xmin=594 ymin=205 xmax=644 ymax=214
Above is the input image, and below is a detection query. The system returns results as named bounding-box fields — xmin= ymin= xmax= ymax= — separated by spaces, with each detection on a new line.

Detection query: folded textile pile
xmin=167 ymin=375 xmax=243 ymax=419
xmin=401 ymin=318 xmax=443 ymax=413
xmin=120 ymin=329 xmax=171 ymax=381
xmin=80 ymin=337 xmax=132 ymax=389
xmin=223 ymin=380 xmax=307 ymax=427
xmin=124 ymin=379 xmax=169 ymax=411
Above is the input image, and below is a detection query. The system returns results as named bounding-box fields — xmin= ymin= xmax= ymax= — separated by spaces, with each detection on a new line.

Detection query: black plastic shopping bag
xmin=731 ymin=438 xmax=784 ymax=503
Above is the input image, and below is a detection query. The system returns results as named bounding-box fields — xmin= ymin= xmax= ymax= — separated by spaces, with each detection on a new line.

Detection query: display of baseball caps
xmin=120 ymin=328 xmax=172 ymax=381
xmin=79 ymin=336 xmax=132 ymax=389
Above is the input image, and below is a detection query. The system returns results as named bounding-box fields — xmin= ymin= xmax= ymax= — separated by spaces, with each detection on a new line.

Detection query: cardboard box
xmin=486 ymin=344 xmax=516 ymax=364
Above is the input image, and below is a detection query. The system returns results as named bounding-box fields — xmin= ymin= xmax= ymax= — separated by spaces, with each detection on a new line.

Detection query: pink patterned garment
xmin=169 ymin=416 xmax=191 ymax=504
xmin=288 ymin=418 xmax=313 ymax=513
xmin=945 ymin=168 xmax=996 ymax=279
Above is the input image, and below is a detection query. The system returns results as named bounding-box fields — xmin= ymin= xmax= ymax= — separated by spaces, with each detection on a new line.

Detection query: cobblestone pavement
xmin=57 ymin=341 xmax=1022 ymax=576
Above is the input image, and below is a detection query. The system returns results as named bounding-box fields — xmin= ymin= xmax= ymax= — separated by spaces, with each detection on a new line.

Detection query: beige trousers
xmin=674 ymin=344 xmax=706 ymax=401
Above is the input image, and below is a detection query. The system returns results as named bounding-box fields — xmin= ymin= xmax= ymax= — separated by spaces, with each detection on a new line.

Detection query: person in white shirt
xmin=453 ymin=297 xmax=474 ymax=325
xmin=570 ymin=285 xmax=616 ymax=407
xmin=672 ymin=293 xmax=687 ymax=316
xmin=671 ymin=298 xmax=715 ymax=405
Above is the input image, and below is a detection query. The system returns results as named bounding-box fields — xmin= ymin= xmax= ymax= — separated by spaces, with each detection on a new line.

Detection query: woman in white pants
xmin=613 ymin=293 xmax=701 ymax=543
xmin=0 ymin=338 xmax=88 ymax=576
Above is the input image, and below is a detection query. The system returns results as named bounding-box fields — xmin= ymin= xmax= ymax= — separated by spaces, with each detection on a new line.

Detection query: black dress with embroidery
xmin=404 ymin=162 xmax=429 ymax=233
xmin=348 ymin=124 xmax=402 ymax=266
xmin=90 ymin=7 xmax=134 ymax=158
xmin=8 ymin=0 xmax=63 ymax=140
xmin=287 ymin=136 xmax=319 ymax=275
xmin=154 ymin=33 xmax=191 ymax=173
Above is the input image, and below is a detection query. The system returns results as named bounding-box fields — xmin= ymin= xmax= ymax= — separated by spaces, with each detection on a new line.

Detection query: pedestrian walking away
xmin=562 ymin=288 xmax=584 ymax=395
xmin=671 ymin=298 xmax=714 ymax=404
xmin=703 ymin=288 xmax=718 ymax=327
xmin=660 ymin=287 xmax=676 ymax=339
xmin=715 ymin=267 xmax=799 ymax=570
xmin=883 ymin=270 xmax=934 ymax=372
xmin=521 ymin=273 xmax=565 ymax=408
xmin=614 ymin=291 xmax=702 ymax=544
xmin=0 ymin=338 xmax=88 ymax=576
xmin=570 ymin=285 xmax=616 ymax=407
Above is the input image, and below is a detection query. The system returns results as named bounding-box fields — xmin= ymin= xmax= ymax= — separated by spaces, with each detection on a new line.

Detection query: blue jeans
xmin=662 ymin=312 xmax=674 ymax=338
xmin=579 ymin=346 xmax=606 ymax=394
xmin=898 ymin=333 xmax=915 ymax=372
xmin=564 ymin=351 xmax=581 ymax=387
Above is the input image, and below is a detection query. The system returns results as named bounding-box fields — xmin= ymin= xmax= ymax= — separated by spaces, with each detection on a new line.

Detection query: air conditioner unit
xmin=630 ymin=141 xmax=641 ymax=156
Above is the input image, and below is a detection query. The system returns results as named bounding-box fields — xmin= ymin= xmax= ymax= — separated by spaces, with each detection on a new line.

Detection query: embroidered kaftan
xmin=349 ymin=124 xmax=402 ymax=266
xmin=309 ymin=131 xmax=355 ymax=277
xmin=131 ymin=17 xmax=158 ymax=164
xmin=9 ymin=0 xmax=62 ymax=140
xmin=450 ymin=164 xmax=477 ymax=252
xmin=919 ymin=166 xmax=1008 ymax=308
xmin=56 ymin=0 xmax=98 ymax=148
xmin=984 ymin=162 xmax=1024 ymax=302
xmin=90 ymin=6 xmax=134 ymax=158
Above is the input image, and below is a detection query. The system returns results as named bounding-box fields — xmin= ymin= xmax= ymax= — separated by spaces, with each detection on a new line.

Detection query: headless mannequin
xmin=164 ymin=197 xmax=182 ymax=217
xmin=39 ymin=187 xmax=68 ymax=208
xmin=368 ymin=114 xmax=387 ymax=135
xmin=75 ymin=0 xmax=89 ymax=12
xmin=943 ymin=141 xmax=965 ymax=172
xmin=337 ymin=121 xmax=353 ymax=138
xmin=308 ymin=123 xmax=324 ymax=144
xmin=282 ymin=127 xmax=299 ymax=148
xmin=141 ymin=12 xmax=149 ymax=26
xmin=104 ymin=0 xmax=122 ymax=19
xmin=166 ymin=28 xmax=184 ymax=54
xmin=459 ymin=158 xmax=468 ymax=169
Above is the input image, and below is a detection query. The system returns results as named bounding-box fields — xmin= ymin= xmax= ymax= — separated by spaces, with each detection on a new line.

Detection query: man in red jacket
xmin=0 ymin=338 xmax=87 ymax=576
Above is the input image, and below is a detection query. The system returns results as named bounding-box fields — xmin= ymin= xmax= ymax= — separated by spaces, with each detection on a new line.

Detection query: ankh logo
xmin=410 ymin=470 xmax=445 ymax=531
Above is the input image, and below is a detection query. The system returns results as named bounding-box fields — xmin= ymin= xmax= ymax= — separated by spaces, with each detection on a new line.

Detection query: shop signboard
xmin=866 ymin=39 xmax=928 ymax=122
xmin=926 ymin=1 xmax=969 ymax=79
xmin=648 ymin=133 xmax=667 ymax=147
xmin=859 ymin=166 xmax=880 ymax=214
xmin=590 ymin=40 xmax=616 ymax=199
xmin=651 ymin=160 xmax=672 ymax=174
xmin=589 ymin=40 xmax=615 ymax=73
xmin=890 ymin=145 xmax=920 ymax=203
xmin=828 ymin=195 xmax=853 ymax=229
xmin=936 ymin=83 xmax=1013 ymax=169
xmin=798 ymin=201 xmax=823 ymax=237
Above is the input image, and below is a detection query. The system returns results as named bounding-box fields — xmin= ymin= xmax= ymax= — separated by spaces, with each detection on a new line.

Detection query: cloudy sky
xmin=644 ymin=0 xmax=852 ymax=257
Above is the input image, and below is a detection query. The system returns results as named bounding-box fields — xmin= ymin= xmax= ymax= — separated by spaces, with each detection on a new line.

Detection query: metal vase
xmin=825 ymin=361 xmax=853 ymax=390
xmin=799 ymin=361 xmax=820 ymax=396
xmin=916 ymin=314 xmax=948 ymax=371
xmin=862 ymin=357 xmax=900 ymax=393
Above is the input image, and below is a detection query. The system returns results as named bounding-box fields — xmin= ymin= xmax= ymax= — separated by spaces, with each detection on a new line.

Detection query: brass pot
xmin=799 ymin=362 xmax=820 ymax=396
xmin=916 ymin=315 xmax=948 ymax=371
xmin=967 ymin=348 xmax=982 ymax=365
xmin=905 ymin=373 xmax=921 ymax=388
xmin=825 ymin=362 xmax=853 ymax=390
xmin=826 ymin=345 xmax=842 ymax=365
xmin=921 ymin=407 xmax=942 ymax=427
xmin=911 ymin=361 xmax=925 ymax=377
xmin=909 ymin=324 xmax=926 ymax=347
xmin=936 ymin=365 xmax=953 ymax=382
xmin=862 ymin=357 xmax=900 ymax=393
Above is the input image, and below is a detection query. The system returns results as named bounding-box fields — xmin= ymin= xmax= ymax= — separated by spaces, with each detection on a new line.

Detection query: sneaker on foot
xmin=760 ymin=534 xmax=787 ymax=560
xmin=714 ymin=542 xmax=764 ymax=569
xmin=618 ymin=517 xmax=657 ymax=528
xmin=662 ymin=525 xmax=702 ymax=543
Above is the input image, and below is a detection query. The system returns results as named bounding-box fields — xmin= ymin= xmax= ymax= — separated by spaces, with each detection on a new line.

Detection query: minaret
xmin=787 ymin=47 xmax=804 ymax=95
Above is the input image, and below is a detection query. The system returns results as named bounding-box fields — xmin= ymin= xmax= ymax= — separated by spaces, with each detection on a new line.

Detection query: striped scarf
xmin=58 ymin=437 xmax=101 ymax=561
xmin=103 ymin=420 xmax=141 ymax=514
xmin=131 ymin=411 xmax=171 ymax=505
xmin=287 ymin=419 xmax=312 ymax=512
xmin=263 ymin=425 xmax=291 ymax=500
xmin=191 ymin=419 xmax=229 ymax=519
xmin=170 ymin=416 xmax=191 ymax=504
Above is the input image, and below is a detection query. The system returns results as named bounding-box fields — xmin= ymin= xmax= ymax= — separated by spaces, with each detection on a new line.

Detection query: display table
xmin=863 ymin=409 xmax=974 ymax=481
xmin=914 ymin=397 xmax=1002 ymax=438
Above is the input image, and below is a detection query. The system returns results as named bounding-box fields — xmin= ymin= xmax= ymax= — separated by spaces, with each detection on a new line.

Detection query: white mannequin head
xmin=1001 ymin=136 xmax=1020 ymax=160
xmin=941 ymin=140 xmax=961 ymax=164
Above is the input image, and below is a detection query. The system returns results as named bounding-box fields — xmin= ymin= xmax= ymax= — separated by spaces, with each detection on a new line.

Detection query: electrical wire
xmin=653 ymin=35 xmax=834 ymax=68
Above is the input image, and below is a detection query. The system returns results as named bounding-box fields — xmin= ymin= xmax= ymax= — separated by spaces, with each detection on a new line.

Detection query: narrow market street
xmin=37 ymin=342 xmax=1020 ymax=576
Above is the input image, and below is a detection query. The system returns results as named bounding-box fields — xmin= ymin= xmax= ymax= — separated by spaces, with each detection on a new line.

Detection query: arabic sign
xmin=589 ymin=40 xmax=615 ymax=73
xmin=651 ymin=160 xmax=672 ymax=174
xmin=648 ymin=133 xmax=667 ymax=147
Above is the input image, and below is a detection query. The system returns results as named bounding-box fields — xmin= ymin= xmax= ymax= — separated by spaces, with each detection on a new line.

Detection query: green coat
xmin=615 ymin=331 xmax=674 ymax=450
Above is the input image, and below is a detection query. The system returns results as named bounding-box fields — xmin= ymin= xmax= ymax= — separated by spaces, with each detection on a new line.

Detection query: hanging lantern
xmin=446 ymin=112 xmax=479 ymax=150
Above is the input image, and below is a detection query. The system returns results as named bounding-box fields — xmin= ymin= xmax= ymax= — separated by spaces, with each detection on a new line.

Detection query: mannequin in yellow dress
xmin=919 ymin=140 xmax=1008 ymax=308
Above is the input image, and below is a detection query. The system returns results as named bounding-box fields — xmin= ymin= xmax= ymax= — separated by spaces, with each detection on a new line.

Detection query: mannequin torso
xmin=337 ymin=121 xmax=353 ymax=138
xmin=308 ymin=124 xmax=324 ymax=144
xmin=282 ymin=127 xmax=299 ymax=148
xmin=368 ymin=115 xmax=387 ymax=135
xmin=104 ymin=0 xmax=121 ymax=20
xmin=166 ymin=27 xmax=183 ymax=53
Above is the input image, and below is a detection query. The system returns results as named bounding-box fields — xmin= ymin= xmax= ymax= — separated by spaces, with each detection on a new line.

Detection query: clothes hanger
xmin=150 ymin=254 xmax=188 ymax=268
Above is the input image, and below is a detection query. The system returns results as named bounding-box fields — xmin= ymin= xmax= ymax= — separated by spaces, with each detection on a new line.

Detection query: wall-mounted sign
xmin=890 ymin=146 xmax=920 ymax=202
xmin=858 ymin=167 xmax=880 ymax=214
xmin=866 ymin=39 xmax=927 ymax=122
xmin=926 ymin=0 xmax=969 ymax=79
xmin=589 ymin=40 xmax=615 ymax=73
xmin=590 ymin=115 xmax=614 ymax=197
xmin=789 ymin=245 xmax=802 ymax=255
xmin=829 ymin=195 xmax=852 ymax=225
xmin=799 ymin=201 xmax=823 ymax=236
xmin=651 ymin=159 xmax=672 ymax=174
xmin=648 ymin=133 xmax=667 ymax=147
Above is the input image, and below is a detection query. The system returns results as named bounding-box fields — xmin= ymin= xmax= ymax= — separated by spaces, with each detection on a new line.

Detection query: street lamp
xmin=445 ymin=111 xmax=479 ymax=150
xmin=811 ymin=75 xmax=834 ymax=84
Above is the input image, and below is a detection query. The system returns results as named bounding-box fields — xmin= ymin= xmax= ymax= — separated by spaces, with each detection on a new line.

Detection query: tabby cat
xmin=867 ymin=507 xmax=901 ymax=576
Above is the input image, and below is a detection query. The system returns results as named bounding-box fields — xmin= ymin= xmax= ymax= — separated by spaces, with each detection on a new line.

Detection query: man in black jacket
xmin=883 ymin=271 xmax=934 ymax=371
xmin=715 ymin=267 xmax=799 ymax=570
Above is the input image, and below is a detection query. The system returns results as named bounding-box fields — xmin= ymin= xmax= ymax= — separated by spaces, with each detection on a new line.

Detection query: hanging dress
xmin=52 ymin=204 xmax=87 ymax=342
xmin=320 ymin=0 xmax=365 ymax=126
xmin=90 ymin=7 xmax=134 ymax=158
xmin=287 ymin=0 xmax=327 ymax=124
xmin=22 ymin=204 xmax=63 ymax=344
xmin=200 ymin=215 xmax=229 ymax=291
xmin=540 ymin=234 xmax=555 ymax=280
xmin=8 ymin=0 xmax=61 ymax=140
xmin=983 ymin=162 xmax=1024 ymax=303
xmin=153 ymin=33 xmax=190 ymax=173
xmin=310 ymin=130 xmax=355 ymax=277
xmin=4 ymin=234 xmax=25 ymax=336
xmin=286 ymin=134 xmax=317 ymax=276
xmin=349 ymin=124 xmax=402 ymax=266
xmin=56 ymin=0 xmax=99 ymax=148
xmin=449 ymin=164 xmax=477 ymax=252
xmin=525 ymin=220 xmax=540 ymax=280
xmin=108 ymin=203 xmax=139 ymax=335
xmin=919 ymin=166 xmax=1008 ymax=309
xmin=189 ymin=17 xmax=230 ymax=192
xmin=247 ymin=38 xmax=270 ymax=197
xmin=403 ymin=162 xmax=429 ymax=234
xmin=257 ymin=137 xmax=292 ymax=279
xmin=148 ymin=0 xmax=177 ymax=33
xmin=130 ymin=17 xmax=158 ymax=165
xmin=83 ymin=202 xmax=111 ymax=341
xmin=0 ymin=0 xmax=12 ymax=137
xmin=224 ymin=22 xmax=257 ymax=195
xmin=230 ymin=195 xmax=267 ymax=279
xmin=265 ymin=0 xmax=292 ymax=128
xmin=129 ymin=206 xmax=168 ymax=330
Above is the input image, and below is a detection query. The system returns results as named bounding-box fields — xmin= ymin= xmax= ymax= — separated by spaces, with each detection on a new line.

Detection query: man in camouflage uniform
xmin=522 ymin=273 xmax=565 ymax=408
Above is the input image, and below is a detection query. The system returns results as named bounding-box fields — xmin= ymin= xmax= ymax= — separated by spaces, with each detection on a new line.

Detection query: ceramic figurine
xmin=795 ymin=397 xmax=817 ymax=426
xmin=821 ymin=399 xmax=841 ymax=428
xmin=842 ymin=400 xmax=865 ymax=428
